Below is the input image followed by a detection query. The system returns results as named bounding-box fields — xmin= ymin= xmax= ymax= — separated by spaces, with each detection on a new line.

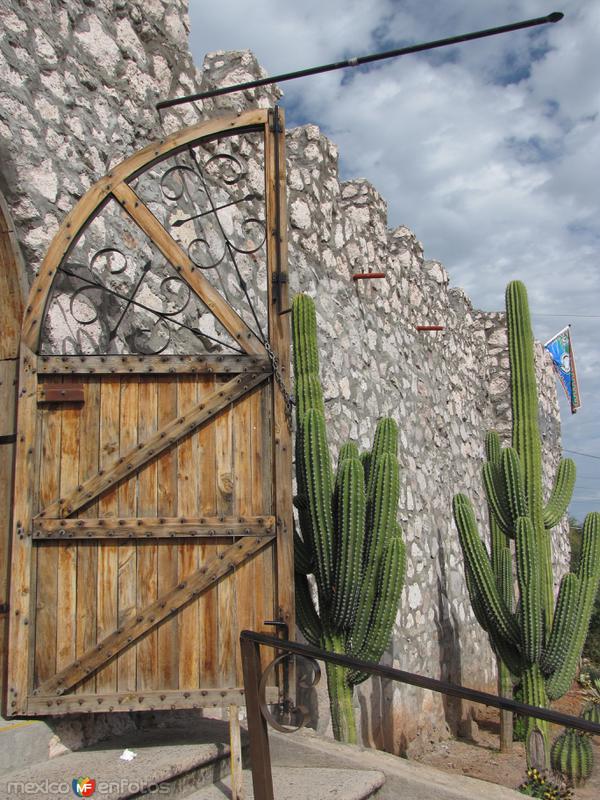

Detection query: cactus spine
xmin=292 ymin=294 xmax=406 ymax=743
xmin=551 ymin=729 xmax=594 ymax=786
xmin=453 ymin=280 xmax=600 ymax=770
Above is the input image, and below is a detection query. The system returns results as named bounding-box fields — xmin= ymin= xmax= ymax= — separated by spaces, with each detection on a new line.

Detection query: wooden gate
xmin=6 ymin=109 xmax=293 ymax=716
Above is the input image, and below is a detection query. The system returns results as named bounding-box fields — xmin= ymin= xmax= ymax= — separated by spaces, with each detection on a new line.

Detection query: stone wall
xmin=0 ymin=0 xmax=568 ymax=756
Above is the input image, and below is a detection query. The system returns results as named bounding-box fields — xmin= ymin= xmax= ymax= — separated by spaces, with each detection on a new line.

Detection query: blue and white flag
xmin=544 ymin=326 xmax=581 ymax=414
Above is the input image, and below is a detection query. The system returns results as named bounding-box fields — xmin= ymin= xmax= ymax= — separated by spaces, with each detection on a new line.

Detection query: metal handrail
xmin=240 ymin=630 xmax=600 ymax=800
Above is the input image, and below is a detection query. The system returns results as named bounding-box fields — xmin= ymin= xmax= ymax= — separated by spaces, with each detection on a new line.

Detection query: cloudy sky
xmin=189 ymin=0 xmax=600 ymax=522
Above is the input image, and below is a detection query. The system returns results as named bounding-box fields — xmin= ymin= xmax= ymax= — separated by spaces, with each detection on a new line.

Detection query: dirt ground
xmin=412 ymin=686 xmax=600 ymax=798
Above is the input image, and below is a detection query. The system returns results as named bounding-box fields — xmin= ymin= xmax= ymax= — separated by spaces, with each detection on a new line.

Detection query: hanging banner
xmin=544 ymin=326 xmax=581 ymax=414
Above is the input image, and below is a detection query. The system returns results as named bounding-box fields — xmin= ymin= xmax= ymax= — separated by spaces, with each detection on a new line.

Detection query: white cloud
xmin=189 ymin=0 xmax=600 ymax=517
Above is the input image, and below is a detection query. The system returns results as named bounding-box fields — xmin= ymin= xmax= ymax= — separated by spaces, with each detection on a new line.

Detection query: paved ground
xmin=192 ymin=766 xmax=385 ymax=799
xmin=265 ymin=727 xmax=525 ymax=800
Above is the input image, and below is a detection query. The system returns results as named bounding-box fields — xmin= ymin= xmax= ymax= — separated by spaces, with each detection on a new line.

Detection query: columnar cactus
xmin=453 ymin=280 xmax=600 ymax=770
xmin=485 ymin=431 xmax=515 ymax=750
xmin=292 ymin=294 xmax=406 ymax=743
xmin=551 ymin=729 xmax=594 ymax=786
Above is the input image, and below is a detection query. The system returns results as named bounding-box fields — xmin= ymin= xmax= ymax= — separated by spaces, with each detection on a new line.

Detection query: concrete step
xmin=268 ymin=728 xmax=525 ymax=800
xmin=0 ymin=715 xmax=56 ymax=775
xmin=191 ymin=766 xmax=385 ymax=800
xmin=0 ymin=721 xmax=233 ymax=799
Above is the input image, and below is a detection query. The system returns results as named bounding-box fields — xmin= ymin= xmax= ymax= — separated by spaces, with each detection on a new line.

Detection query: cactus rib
xmin=543 ymin=458 xmax=576 ymax=529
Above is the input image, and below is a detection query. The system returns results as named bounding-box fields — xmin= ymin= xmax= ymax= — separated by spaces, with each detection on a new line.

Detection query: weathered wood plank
xmin=0 ymin=190 xmax=27 ymax=360
xmin=216 ymin=381 xmax=236 ymax=687
xmin=229 ymin=704 xmax=244 ymax=800
xmin=0 ymin=359 xmax=18 ymax=437
xmin=36 ymin=371 xmax=269 ymax=520
xmin=95 ymin=379 xmax=121 ymax=693
xmin=156 ymin=377 xmax=179 ymax=690
xmin=6 ymin=345 xmax=37 ymax=715
xmin=0 ymin=444 xmax=14 ymax=627
xmin=234 ymin=392 xmax=254 ymax=686
xmin=112 ymin=182 xmax=266 ymax=357
xmin=117 ymin=378 xmax=138 ymax=692
xmin=265 ymin=108 xmax=294 ymax=638
xmin=27 ymin=686 xmax=278 ymax=716
xmin=32 ymin=516 xmax=276 ymax=539
xmin=198 ymin=375 xmax=217 ymax=687
xmin=34 ymin=535 xmax=273 ymax=697
xmin=254 ymin=383 xmax=275 ymax=672
xmin=261 ymin=382 xmax=275 ymax=606
xmin=33 ymin=387 xmax=61 ymax=688
xmin=137 ymin=376 xmax=158 ymax=690
xmin=22 ymin=109 xmax=269 ymax=352
xmin=177 ymin=375 xmax=200 ymax=690
xmin=56 ymin=387 xmax=79 ymax=674
xmin=0 ymin=191 xmax=26 ymax=704
xmin=76 ymin=378 xmax=100 ymax=692
xmin=37 ymin=354 xmax=270 ymax=375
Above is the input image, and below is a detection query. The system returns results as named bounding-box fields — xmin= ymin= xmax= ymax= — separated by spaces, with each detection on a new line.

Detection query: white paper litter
xmin=120 ymin=749 xmax=137 ymax=761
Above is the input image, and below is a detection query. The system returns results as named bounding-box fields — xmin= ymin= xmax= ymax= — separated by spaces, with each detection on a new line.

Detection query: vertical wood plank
xmin=96 ymin=378 xmax=120 ymax=693
xmin=77 ymin=377 xmax=100 ymax=693
xmin=56 ymin=391 xmax=80 ymax=672
xmin=0 ymin=193 xmax=27 ymax=361
xmin=233 ymin=392 xmax=254 ymax=685
xmin=0 ymin=359 xmax=18 ymax=437
xmin=8 ymin=346 xmax=38 ymax=713
xmin=157 ymin=377 xmax=178 ymax=690
xmin=34 ymin=382 xmax=61 ymax=687
xmin=177 ymin=375 xmax=200 ymax=689
xmin=216 ymin=383 xmax=236 ymax=686
xmin=198 ymin=375 xmax=217 ymax=687
xmin=250 ymin=386 xmax=265 ymax=640
xmin=137 ymin=377 xmax=158 ymax=690
xmin=117 ymin=377 xmax=138 ymax=691
xmin=265 ymin=109 xmax=294 ymax=637
xmin=0 ymin=440 xmax=14 ymax=700
xmin=254 ymin=384 xmax=275 ymax=669
xmin=229 ymin=703 xmax=244 ymax=800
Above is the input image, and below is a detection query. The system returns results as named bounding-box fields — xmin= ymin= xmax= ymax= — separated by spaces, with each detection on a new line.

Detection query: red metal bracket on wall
xmin=352 ymin=272 xmax=385 ymax=281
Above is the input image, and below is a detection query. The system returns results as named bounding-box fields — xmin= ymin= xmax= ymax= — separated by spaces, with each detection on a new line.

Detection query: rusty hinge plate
xmin=37 ymin=383 xmax=85 ymax=404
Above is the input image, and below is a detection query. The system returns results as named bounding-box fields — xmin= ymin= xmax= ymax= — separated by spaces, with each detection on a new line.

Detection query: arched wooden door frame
xmin=0 ymin=189 xmax=28 ymax=709
xmin=6 ymin=108 xmax=293 ymax=717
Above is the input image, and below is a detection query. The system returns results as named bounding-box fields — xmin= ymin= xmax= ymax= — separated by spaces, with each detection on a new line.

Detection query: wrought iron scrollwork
xmin=42 ymin=130 xmax=269 ymax=356
xmin=257 ymin=653 xmax=321 ymax=734
xmin=54 ymin=254 xmax=240 ymax=356
xmin=159 ymin=153 xmax=266 ymax=272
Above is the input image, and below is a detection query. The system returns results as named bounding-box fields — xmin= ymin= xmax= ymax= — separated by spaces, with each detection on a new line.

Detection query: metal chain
xmin=264 ymin=339 xmax=294 ymax=433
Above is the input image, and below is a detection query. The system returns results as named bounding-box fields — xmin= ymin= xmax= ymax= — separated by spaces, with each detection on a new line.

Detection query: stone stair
xmin=0 ymin=721 xmax=233 ymax=800
xmin=0 ymin=718 xmax=386 ymax=800
xmin=0 ymin=714 xmax=57 ymax=775
xmin=0 ymin=715 xmax=526 ymax=799
xmin=192 ymin=767 xmax=385 ymax=800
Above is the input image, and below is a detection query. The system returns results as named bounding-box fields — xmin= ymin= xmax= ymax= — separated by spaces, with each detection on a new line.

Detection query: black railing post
xmin=241 ymin=634 xmax=274 ymax=800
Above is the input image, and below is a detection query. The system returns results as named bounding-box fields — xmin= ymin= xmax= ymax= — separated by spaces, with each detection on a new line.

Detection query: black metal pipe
xmin=157 ymin=12 xmax=563 ymax=111
xmin=240 ymin=630 xmax=600 ymax=737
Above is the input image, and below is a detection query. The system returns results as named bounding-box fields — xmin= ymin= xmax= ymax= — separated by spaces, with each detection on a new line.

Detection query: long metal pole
xmin=156 ymin=12 xmax=563 ymax=111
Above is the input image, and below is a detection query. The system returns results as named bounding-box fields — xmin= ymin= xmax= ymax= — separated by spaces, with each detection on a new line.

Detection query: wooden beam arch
xmin=20 ymin=108 xmax=271 ymax=355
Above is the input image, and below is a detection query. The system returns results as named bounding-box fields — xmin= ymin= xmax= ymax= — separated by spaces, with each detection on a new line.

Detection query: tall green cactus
xmin=453 ymin=280 xmax=600 ymax=770
xmin=485 ymin=431 xmax=515 ymax=751
xmin=292 ymin=294 xmax=406 ymax=743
